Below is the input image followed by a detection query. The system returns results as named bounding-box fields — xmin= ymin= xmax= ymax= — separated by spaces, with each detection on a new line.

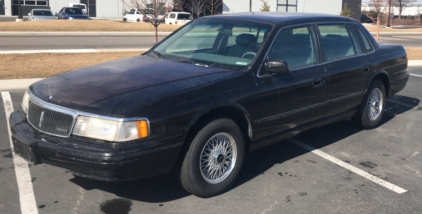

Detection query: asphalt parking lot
xmin=1 ymin=67 xmax=422 ymax=214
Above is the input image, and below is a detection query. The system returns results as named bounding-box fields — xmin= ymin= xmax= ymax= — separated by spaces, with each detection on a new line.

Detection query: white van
xmin=165 ymin=12 xmax=192 ymax=25
xmin=123 ymin=9 xmax=165 ymax=22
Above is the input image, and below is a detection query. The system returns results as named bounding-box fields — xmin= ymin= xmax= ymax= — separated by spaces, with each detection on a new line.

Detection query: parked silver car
xmin=28 ymin=9 xmax=55 ymax=21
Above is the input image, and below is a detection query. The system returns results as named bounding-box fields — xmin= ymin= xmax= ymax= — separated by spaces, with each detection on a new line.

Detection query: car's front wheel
xmin=353 ymin=79 xmax=386 ymax=129
xmin=179 ymin=118 xmax=245 ymax=197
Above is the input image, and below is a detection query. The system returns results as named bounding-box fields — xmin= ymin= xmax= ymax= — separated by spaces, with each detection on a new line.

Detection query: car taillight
xmin=175 ymin=21 xmax=178 ymax=24
xmin=143 ymin=16 xmax=146 ymax=20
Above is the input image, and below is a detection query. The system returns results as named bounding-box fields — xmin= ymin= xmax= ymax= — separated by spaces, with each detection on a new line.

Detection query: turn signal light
xmin=137 ymin=120 xmax=149 ymax=138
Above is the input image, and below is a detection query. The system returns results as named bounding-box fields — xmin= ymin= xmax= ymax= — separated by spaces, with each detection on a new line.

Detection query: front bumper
xmin=9 ymin=110 xmax=183 ymax=181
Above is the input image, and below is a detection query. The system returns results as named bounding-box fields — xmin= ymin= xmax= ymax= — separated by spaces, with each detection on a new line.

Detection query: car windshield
xmin=177 ymin=14 xmax=191 ymax=20
xmin=33 ymin=10 xmax=53 ymax=16
xmin=150 ymin=19 xmax=272 ymax=71
xmin=65 ymin=8 xmax=84 ymax=14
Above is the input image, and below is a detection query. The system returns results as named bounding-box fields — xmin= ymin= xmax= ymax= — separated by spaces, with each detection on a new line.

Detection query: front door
xmin=0 ymin=0 xmax=5 ymax=15
xmin=254 ymin=25 xmax=327 ymax=139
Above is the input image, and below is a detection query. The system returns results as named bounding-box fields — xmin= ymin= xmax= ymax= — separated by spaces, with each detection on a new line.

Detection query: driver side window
xmin=268 ymin=25 xmax=318 ymax=70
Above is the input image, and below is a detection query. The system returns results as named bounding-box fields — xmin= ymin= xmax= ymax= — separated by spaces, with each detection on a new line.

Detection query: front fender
xmin=188 ymin=102 xmax=254 ymax=140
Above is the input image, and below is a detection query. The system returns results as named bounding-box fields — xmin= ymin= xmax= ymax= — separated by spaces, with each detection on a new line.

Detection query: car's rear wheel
xmin=123 ymin=18 xmax=127 ymax=22
xmin=353 ymin=79 xmax=386 ymax=129
xmin=179 ymin=118 xmax=245 ymax=197
xmin=137 ymin=19 xmax=140 ymax=22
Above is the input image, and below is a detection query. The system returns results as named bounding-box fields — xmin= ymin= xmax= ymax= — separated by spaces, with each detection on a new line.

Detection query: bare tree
xmin=189 ymin=0 xmax=206 ymax=19
xmin=367 ymin=0 xmax=388 ymax=42
xmin=172 ymin=0 xmax=186 ymax=10
xmin=395 ymin=0 xmax=415 ymax=19
xmin=122 ymin=0 xmax=172 ymax=42
xmin=207 ymin=0 xmax=222 ymax=15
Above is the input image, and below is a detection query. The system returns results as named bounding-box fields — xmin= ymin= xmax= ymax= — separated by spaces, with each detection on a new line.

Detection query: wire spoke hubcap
xmin=367 ymin=88 xmax=383 ymax=121
xmin=200 ymin=132 xmax=237 ymax=184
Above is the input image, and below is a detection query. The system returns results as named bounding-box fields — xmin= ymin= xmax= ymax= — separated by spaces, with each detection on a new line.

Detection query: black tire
xmin=137 ymin=19 xmax=140 ymax=22
xmin=179 ymin=118 xmax=245 ymax=197
xmin=123 ymin=18 xmax=127 ymax=22
xmin=353 ymin=79 xmax=386 ymax=129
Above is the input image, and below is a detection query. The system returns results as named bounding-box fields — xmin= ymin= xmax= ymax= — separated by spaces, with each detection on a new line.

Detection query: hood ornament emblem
xmin=39 ymin=111 xmax=45 ymax=128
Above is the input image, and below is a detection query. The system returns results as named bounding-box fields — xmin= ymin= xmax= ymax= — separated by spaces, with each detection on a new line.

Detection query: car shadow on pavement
xmin=70 ymin=95 xmax=419 ymax=203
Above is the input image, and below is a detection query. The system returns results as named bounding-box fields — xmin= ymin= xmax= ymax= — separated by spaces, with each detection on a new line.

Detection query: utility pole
xmin=249 ymin=0 xmax=252 ymax=12
xmin=18 ymin=0 xmax=23 ymax=19
xmin=387 ymin=0 xmax=392 ymax=27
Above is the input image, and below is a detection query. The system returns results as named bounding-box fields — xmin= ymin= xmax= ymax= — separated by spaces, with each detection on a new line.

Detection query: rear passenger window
xmin=268 ymin=26 xmax=317 ymax=70
xmin=354 ymin=25 xmax=374 ymax=53
xmin=169 ymin=14 xmax=176 ymax=19
xmin=318 ymin=24 xmax=356 ymax=61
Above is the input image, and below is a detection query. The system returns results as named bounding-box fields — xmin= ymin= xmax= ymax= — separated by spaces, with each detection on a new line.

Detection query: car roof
xmin=63 ymin=7 xmax=83 ymax=9
xmin=31 ymin=9 xmax=51 ymax=11
xmin=207 ymin=12 xmax=355 ymax=24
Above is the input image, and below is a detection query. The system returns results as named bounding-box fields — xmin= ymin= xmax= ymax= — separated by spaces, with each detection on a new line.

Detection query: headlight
xmin=72 ymin=116 xmax=149 ymax=142
xmin=21 ymin=90 xmax=30 ymax=114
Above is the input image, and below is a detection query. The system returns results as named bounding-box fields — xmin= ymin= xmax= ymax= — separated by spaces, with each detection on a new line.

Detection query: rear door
xmin=254 ymin=24 xmax=327 ymax=138
xmin=317 ymin=23 xmax=371 ymax=117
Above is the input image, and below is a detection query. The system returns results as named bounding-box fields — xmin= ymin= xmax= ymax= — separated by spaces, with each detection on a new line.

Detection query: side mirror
xmin=266 ymin=60 xmax=289 ymax=74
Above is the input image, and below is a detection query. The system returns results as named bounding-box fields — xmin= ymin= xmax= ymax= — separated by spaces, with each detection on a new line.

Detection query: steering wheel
xmin=242 ymin=52 xmax=256 ymax=59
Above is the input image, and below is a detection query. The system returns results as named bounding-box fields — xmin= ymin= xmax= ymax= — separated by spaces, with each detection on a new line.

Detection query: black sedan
xmin=10 ymin=12 xmax=409 ymax=197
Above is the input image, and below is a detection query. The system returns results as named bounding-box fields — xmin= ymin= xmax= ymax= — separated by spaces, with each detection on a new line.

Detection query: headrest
xmin=236 ymin=34 xmax=256 ymax=47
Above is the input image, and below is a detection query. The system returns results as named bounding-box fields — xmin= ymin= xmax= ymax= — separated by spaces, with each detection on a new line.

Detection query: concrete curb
xmin=0 ymin=48 xmax=149 ymax=55
xmin=0 ymin=31 xmax=173 ymax=36
xmin=409 ymin=60 xmax=422 ymax=67
xmin=0 ymin=61 xmax=421 ymax=91
xmin=0 ymin=78 xmax=43 ymax=91
xmin=0 ymin=31 xmax=420 ymax=36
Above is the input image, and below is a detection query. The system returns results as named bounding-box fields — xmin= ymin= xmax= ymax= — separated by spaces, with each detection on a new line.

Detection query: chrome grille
xmin=27 ymin=101 xmax=75 ymax=137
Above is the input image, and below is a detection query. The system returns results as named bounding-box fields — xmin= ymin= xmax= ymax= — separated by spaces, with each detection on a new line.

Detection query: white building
xmin=0 ymin=0 xmax=125 ymax=19
xmin=223 ymin=0 xmax=362 ymax=20
xmin=361 ymin=2 xmax=422 ymax=19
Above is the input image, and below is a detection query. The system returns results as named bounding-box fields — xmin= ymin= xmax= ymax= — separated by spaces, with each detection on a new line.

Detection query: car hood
xmin=34 ymin=16 xmax=55 ymax=20
xmin=30 ymin=55 xmax=237 ymax=116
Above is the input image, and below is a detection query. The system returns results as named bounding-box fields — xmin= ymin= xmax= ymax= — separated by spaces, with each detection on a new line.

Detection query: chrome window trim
xmin=257 ymin=21 xmax=376 ymax=78
xmin=27 ymin=90 xmax=151 ymax=139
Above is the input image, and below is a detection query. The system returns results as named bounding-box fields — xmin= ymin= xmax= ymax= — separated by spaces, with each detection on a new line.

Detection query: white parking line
xmin=1 ymin=92 xmax=39 ymax=214
xmin=410 ymin=73 xmax=422 ymax=78
xmin=289 ymin=138 xmax=408 ymax=194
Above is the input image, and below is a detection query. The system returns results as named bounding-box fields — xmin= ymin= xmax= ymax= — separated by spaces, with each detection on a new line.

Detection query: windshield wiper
xmin=150 ymin=50 xmax=166 ymax=59
xmin=178 ymin=60 xmax=209 ymax=67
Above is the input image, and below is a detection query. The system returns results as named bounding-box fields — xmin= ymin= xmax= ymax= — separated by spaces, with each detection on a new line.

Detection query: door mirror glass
xmin=266 ymin=60 xmax=289 ymax=74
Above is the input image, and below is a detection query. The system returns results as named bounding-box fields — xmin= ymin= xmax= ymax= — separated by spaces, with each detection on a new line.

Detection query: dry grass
xmin=405 ymin=48 xmax=422 ymax=60
xmin=0 ymin=19 xmax=420 ymax=33
xmin=365 ymin=25 xmax=422 ymax=32
xmin=0 ymin=48 xmax=421 ymax=79
xmin=0 ymin=52 xmax=141 ymax=79
xmin=0 ymin=20 xmax=181 ymax=32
